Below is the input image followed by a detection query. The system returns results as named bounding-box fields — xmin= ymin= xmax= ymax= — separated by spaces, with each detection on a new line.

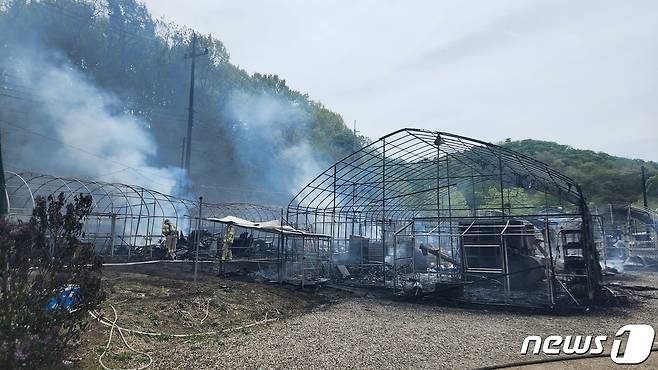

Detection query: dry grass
xmin=76 ymin=264 xmax=328 ymax=369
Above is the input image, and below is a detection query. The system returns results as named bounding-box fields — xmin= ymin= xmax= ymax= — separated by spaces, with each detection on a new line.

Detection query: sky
xmin=142 ymin=0 xmax=658 ymax=161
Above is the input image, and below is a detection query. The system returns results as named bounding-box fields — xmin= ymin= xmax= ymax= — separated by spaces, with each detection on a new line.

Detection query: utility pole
xmin=177 ymin=136 xmax=186 ymax=195
xmin=194 ymin=196 xmax=203 ymax=285
xmin=183 ymin=33 xmax=208 ymax=174
xmin=641 ymin=166 xmax=649 ymax=208
xmin=0 ymin=130 xmax=7 ymax=216
xmin=179 ymin=136 xmax=186 ymax=170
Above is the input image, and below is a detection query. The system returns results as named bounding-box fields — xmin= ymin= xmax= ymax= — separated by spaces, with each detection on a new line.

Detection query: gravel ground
xmin=81 ymin=268 xmax=658 ymax=369
xmin=155 ymin=273 xmax=658 ymax=369
xmin=161 ymin=298 xmax=658 ymax=369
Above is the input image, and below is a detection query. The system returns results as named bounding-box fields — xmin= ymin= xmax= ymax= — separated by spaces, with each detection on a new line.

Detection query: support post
xmin=144 ymin=200 xmax=151 ymax=258
xmin=498 ymin=157 xmax=506 ymax=216
xmin=446 ymin=154 xmax=455 ymax=279
xmin=134 ymin=189 xmax=144 ymax=250
xmin=110 ymin=213 xmax=116 ymax=258
xmin=642 ymin=166 xmax=649 ymax=209
xmin=545 ymin=217 xmax=556 ymax=306
xmin=501 ymin=232 xmax=511 ymax=298
xmin=470 ymin=169 xmax=476 ymax=217
xmin=0 ymin=130 xmax=7 ymax=216
xmin=301 ymin=234 xmax=305 ymax=288
xmin=381 ymin=139 xmax=386 ymax=286
xmin=332 ymin=167 xmax=337 ymax=277
xmin=151 ymin=202 xmax=156 ymax=258
xmin=352 ymin=184 xmax=356 ymax=236
xmin=436 ymin=139 xmax=442 ymax=280
xmin=578 ymin=185 xmax=597 ymax=302
xmin=498 ymin=157 xmax=510 ymax=299
xmin=278 ymin=208 xmax=284 ymax=282
xmin=393 ymin=232 xmax=397 ymax=289
xmin=194 ymin=196 xmax=203 ymax=284
xmin=411 ymin=219 xmax=416 ymax=275
xmin=598 ymin=214 xmax=608 ymax=271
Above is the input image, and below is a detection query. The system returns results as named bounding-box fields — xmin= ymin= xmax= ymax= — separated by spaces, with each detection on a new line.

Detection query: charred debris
xmin=6 ymin=129 xmax=654 ymax=310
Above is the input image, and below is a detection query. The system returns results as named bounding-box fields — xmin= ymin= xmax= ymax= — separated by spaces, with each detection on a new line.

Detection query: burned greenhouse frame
xmin=597 ymin=203 xmax=658 ymax=267
xmin=4 ymin=171 xmax=280 ymax=260
xmin=287 ymin=128 xmax=602 ymax=308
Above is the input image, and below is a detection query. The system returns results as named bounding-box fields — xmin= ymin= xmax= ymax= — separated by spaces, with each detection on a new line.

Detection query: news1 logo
xmin=521 ymin=324 xmax=655 ymax=364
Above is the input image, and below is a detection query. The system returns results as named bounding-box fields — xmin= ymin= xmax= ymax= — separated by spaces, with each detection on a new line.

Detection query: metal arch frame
xmin=4 ymin=171 xmax=282 ymax=260
xmin=105 ymin=182 xmax=136 ymax=246
xmin=605 ymin=203 xmax=658 ymax=228
xmin=116 ymin=183 xmax=155 ymax=247
xmin=13 ymin=173 xmax=55 ymax=209
xmin=83 ymin=179 xmax=117 ymax=214
xmin=220 ymin=202 xmax=280 ymax=222
xmin=78 ymin=178 xmax=117 ymax=245
xmin=292 ymin=144 xmax=447 ymax=221
xmin=26 ymin=173 xmax=102 ymax=209
xmin=289 ymin=129 xmax=582 ymax=218
xmin=4 ymin=171 xmax=35 ymax=210
xmin=25 ymin=173 xmax=65 ymax=197
xmin=136 ymin=187 xmax=170 ymax=249
xmin=66 ymin=178 xmax=97 ymax=207
xmin=35 ymin=176 xmax=77 ymax=205
xmin=285 ymin=128 xmax=600 ymax=308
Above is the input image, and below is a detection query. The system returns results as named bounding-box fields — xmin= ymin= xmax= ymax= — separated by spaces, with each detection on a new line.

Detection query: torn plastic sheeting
xmin=206 ymin=216 xmax=331 ymax=238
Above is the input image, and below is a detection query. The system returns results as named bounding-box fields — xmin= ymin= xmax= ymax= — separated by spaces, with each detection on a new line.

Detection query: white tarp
xmin=206 ymin=216 xmax=330 ymax=238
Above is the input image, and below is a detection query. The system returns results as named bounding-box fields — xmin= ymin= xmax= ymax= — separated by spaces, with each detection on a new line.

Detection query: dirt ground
xmin=76 ymin=264 xmax=658 ymax=369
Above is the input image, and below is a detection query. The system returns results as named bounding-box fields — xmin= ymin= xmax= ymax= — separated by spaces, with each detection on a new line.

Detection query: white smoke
xmin=6 ymin=48 xmax=184 ymax=195
xmin=280 ymin=141 xmax=324 ymax=195
xmin=225 ymin=89 xmax=328 ymax=200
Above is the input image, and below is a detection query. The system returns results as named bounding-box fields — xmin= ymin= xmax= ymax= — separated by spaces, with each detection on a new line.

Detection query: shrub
xmin=0 ymin=193 xmax=104 ymax=368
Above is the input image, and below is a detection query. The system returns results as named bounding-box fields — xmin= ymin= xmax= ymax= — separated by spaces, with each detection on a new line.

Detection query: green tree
xmin=0 ymin=0 xmax=362 ymax=204
xmin=503 ymin=139 xmax=658 ymax=207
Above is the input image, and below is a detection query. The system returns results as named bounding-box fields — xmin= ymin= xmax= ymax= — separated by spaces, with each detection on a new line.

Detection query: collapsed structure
xmin=286 ymin=129 xmax=602 ymax=307
xmin=3 ymin=128 xmax=605 ymax=308
xmin=598 ymin=203 xmax=658 ymax=269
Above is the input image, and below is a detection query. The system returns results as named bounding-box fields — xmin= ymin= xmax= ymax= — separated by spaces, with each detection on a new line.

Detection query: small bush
xmin=0 ymin=193 xmax=105 ymax=368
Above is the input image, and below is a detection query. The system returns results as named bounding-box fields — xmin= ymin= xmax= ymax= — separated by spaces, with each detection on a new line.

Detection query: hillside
xmin=502 ymin=139 xmax=658 ymax=208
xmin=0 ymin=1 xmax=654 ymax=209
xmin=0 ymin=0 xmax=361 ymax=204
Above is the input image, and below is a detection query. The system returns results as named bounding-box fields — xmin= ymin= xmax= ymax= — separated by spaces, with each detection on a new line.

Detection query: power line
xmin=1 ymin=97 xmax=291 ymax=199
xmin=1 ymin=75 xmax=193 ymax=126
xmin=196 ymin=183 xmax=290 ymax=196
xmin=0 ymin=88 xmax=37 ymax=102
xmin=3 ymin=70 xmax=240 ymax=140
xmin=0 ymin=78 xmax=218 ymax=176
xmin=0 ymin=120 xmax=176 ymax=187
xmin=0 ymin=114 xmax=7 ymax=215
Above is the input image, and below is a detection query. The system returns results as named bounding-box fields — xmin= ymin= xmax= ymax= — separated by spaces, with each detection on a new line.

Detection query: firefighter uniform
xmin=162 ymin=219 xmax=178 ymax=259
xmin=222 ymin=224 xmax=235 ymax=261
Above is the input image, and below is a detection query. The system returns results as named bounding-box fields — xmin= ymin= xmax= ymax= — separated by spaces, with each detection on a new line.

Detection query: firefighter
xmin=221 ymin=223 xmax=235 ymax=261
xmin=162 ymin=219 xmax=177 ymax=259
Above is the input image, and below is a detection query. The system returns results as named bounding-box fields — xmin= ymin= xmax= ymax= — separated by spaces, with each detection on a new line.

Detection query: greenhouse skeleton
xmin=4 ymin=128 xmax=604 ymax=308
xmin=285 ymin=129 xmax=602 ymax=307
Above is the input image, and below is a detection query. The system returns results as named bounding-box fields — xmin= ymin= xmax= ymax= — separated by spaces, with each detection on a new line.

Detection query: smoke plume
xmin=225 ymin=90 xmax=328 ymax=203
xmin=1 ymin=47 xmax=184 ymax=195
